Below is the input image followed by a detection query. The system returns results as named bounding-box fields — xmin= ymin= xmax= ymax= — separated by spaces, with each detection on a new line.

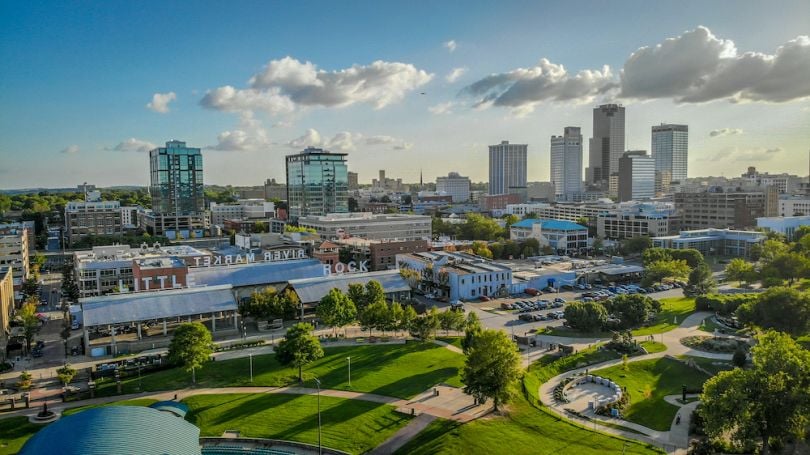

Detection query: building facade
xmin=210 ymin=199 xmax=275 ymax=227
xmin=64 ymin=200 xmax=123 ymax=245
xmin=145 ymin=140 xmax=207 ymax=239
xmin=298 ymin=212 xmax=431 ymax=241
xmin=347 ymin=172 xmax=359 ymax=190
xmin=618 ymin=151 xmax=655 ymax=202
xmin=778 ymin=196 xmax=810 ymax=217
xmin=286 ymin=147 xmax=349 ymax=220
xmin=674 ymin=188 xmax=778 ymax=230
xmin=436 ymin=172 xmax=471 ymax=203
xmin=488 ymin=141 xmax=527 ymax=197
xmin=550 ymin=127 xmax=583 ymax=202
xmin=588 ymin=104 xmax=625 ymax=186
xmin=597 ymin=203 xmax=675 ymax=239
xmin=0 ymin=226 xmax=29 ymax=296
xmin=756 ymin=216 xmax=810 ymax=240
xmin=652 ymin=123 xmax=688 ymax=194
xmin=509 ymin=219 xmax=589 ymax=255
xmin=396 ymin=251 xmax=513 ymax=302
xmin=0 ymin=267 xmax=13 ymax=344
xmin=653 ymin=229 xmax=766 ymax=259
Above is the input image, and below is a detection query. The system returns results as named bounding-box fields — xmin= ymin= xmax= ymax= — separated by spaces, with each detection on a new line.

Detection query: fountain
xmin=29 ymin=401 xmax=58 ymax=424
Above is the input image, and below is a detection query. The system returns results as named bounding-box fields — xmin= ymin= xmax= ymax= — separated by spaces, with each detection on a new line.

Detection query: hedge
xmin=695 ymin=294 xmax=758 ymax=315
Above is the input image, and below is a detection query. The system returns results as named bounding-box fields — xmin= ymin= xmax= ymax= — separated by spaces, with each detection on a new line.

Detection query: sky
xmin=0 ymin=0 xmax=809 ymax=189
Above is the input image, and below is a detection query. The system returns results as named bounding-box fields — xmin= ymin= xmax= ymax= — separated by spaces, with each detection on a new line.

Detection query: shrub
xmin=695 ymin=293 xmax=758 ymax=315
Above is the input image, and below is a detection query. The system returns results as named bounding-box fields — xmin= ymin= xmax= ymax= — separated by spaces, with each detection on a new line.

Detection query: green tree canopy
xmin=762 ymin=252 xmax=810 ymax=286
xmin=642 ymin=259 xmax=690 ymax=286
xmin=462 ymin=311 xmax=483 ymax=354
xmin=701 ymin=331 xmax=810 ymax=453
xmin=438 ymin=309 xmax=466 ymax=335
xmin=737 ymin=287 xmax=810 ymax=336
xmin=462 ymin=329 xmax=522 ymax=411
xmin=275 ymin=322 xmax=324 ymax=382
xmin=168 ymin=322 xmax=214 ymax=384
xmin=316 ymin=288 xmax=357 ymax=336
xmin=686 ymin=262 xmax=716 ymax=296
xmin=605 ymin=294 xmax=661 ymax=329
xmin=564 ymin=301 xmax=608 ymax=332
xmin=410 ymin=306 xmax=440 ymax=341
xmin=725 ymin=258 xmax=757 ymax=285
xmin=19 ymin=298 xmax=41 ymax=353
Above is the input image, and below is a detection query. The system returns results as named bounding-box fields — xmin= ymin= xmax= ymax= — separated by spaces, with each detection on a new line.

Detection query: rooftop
xmin=288 ymin=270 xmax=410 ymax=303
xmin=188 ymin=259 xmax=326 ymax=288
xmin=511 ymin=219 xmax=588 ymax=231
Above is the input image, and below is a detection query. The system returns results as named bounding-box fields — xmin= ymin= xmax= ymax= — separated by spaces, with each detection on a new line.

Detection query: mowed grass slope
xmin=631 ymin=297 xmax=696 ymax=336
xmin=394 ymin=398 xmax=661 ymax=455
xmin=97 ymin=342 xmax=463 ymax=399
xmin=593 ymin=357 xmax=709 ymax=431
xmin=0 ymin=417 xmax=40 ymax=455
xmin=185 ymin=393 xmax=410 ymax=455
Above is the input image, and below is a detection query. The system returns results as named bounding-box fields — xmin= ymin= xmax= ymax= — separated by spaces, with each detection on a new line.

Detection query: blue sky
xmin=1 ymin=0 xmax=809 ymax=188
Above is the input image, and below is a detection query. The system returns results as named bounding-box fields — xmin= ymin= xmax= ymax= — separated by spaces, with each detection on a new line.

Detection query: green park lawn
xmin=0 ymin=399 xmax=158 ymax=455
xmin=677 ymin=356 xmax=734 ymax=376
xmin=526 ymin=344 xmax=624 ymax=386
xmin=593 ymin=357 xmax=710 ymax=431
xmin=639 ymin=341 xmax=667 ymax=353
xmin=96 ymin=342 xmax=463 ymax=399
xmin=436 ymin=336 xmax=463 ymax=350
xmin=394 ymin=397 xmax=661 ymax=455
xmin=185 ymin=393 xmax=410 ymax=455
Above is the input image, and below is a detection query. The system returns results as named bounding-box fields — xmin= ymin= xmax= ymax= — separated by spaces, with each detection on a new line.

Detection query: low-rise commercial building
xmin=778 ymin=196 xmax=810 ymax=217
xmin=652 ymin=229 xmax=766 ymax=259
xmin=64 ymin=200 xmax=123 ymax=245
xmin=0 ymin=225 xmax=29 ymax=297
xmin=674 ymin=187 xmax=778 ymax=230
xmin=335 ymin=237 xmax=430 ymax=271
xmin=479 ymin=193 xmax=521 ymax=211
xmin=298 ymin=212 xmax=431 ymax=241
xmin=287 ymin=270 xmax=411 ymax=316
xmin=756 ymin=216 xmax=810 ymax=240
xmin=436 ymin=172 xmax=471 ymax=203
xmin=597 ymin=203 xmax=675 ymax=239
xmin=510 ymin=219 xmax=589 ymax=255
xmin=397 ymin=251 xmax=513 ymax=302
xmin=209 ymin=199 xmax=275 ymax=227
xmin=0 ymin=267 xmax=13 ymax=345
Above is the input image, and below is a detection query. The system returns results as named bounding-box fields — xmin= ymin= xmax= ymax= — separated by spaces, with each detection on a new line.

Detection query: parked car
xmin=519 ymin=313 xmax=534 ymax=322
xmin=501 ymin=302 xmax=512 ymax=310
xmin=533 ymin=314 xmax=547 ymax=321
xmin=479 ymin=295 xmax=491 ymax=302
xmin=554 ymin=297 xmax=566 ymax=304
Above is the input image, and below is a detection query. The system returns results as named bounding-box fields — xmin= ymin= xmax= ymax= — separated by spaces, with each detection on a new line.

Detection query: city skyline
xmin=1 ymin=1 xmax=809 ymax=189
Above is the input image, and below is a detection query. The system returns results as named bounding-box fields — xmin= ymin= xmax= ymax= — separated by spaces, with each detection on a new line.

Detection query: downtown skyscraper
xmin=488 ymin=141 xmax=527 ymax=198
xmin=652 ymin=123 xmax=688 ymax=194
xmin=550 ymin=127 xmax=583 ymax=201
xmin=286 ymin=147 xmax=349 ymax=221
xmin=587 ymin=104 xmax=625 ymax=187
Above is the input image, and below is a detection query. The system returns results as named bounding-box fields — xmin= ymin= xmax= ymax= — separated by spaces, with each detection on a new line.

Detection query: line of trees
xmin=563 ymin=294 xmax=662 ymax=333
xmin=640 ymin=247 xmax=716 ymax=295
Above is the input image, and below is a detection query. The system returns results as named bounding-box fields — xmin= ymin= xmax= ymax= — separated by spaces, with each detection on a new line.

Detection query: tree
xmin=56 ymin=364 xmax=77 ymax=386
xmin=725 ymin=258 xmax=757 ymax=286
xmin=642 ymin=259 xmax=690 ymax=286
xmin=462 ymin=311 xmax=483 ymax=354
xmin=564 ymin=301 xmax=608 ymax=332
xmin=30 ymin=253 xmax=46 ymax=276
xmin=167 ymin=322 xmax=214 ymax=384
xmin=399 ymin=267 xmax=420 ymax=290
xmin=700 ymin=331 xmax=810 ymax=454
xmin=410 ymin=307 xmax=440 ymax=341
xmin=764 ymin=252 xmax=810 ymax=286
xmin=732 ymin=345 xmax=747 ymax=368
xmin=347 ymin=283 xmax=368 ymax=311
xmin=620 ymin=236 xmax=652 ymax=255
xmin=642 ymin=247 xmax=672 ymax=266
xmin=605 ymin=294 xmax=660 ymax=329
xmin=365 ymin=281 xmax=386 ymax=307
xmin=400 ymin=304 xmax=418 ymax=333
xmin=275 ymin=323 xmax=324 ymax=382
xmin=438 ymin=309 xmax=466 ymax=335
xmin=358 ymin=300 xmax=388 ymax=336
xmin=737 ymin=287 xmax=810 ymax=336
xmin=388 ymin=302 xmax=405 ymax=335
xmin=462 ymin=329 xmax=522 ymax=412
xmin=21 ymin=277 xmax=39 ymax=299
xmin=470 ymin=241 xmax=493 ymax=259
xmin=19 ymin=298 xmax=41 ymax=354
xmin=316 ymin=288 xmax=357 ymax=336
xmin=686 ymin=263 xmax=716 ymax=296
xmin=757 ymin=239 xmax=789 ymax=264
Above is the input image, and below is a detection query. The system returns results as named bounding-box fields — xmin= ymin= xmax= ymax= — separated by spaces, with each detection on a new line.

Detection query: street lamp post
xmin=249 ymin=354 xmax=253 ymax=383
xmin=346 ymin=356 xmax=351 ymax=388
xmin=314 ymin=377 xmax=322 ymax=455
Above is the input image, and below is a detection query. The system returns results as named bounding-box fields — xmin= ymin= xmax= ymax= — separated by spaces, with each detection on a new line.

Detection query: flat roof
xmin=188 ymin=259 xmax=326 ymax=288
xmin=289 ymin=270 xmax=410 ymax=303
xmin=81 ymin=285 xmax=237 ymax=326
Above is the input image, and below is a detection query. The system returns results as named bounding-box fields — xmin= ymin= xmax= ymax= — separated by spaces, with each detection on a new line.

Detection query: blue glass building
xmin=285 ymin=147 xmax=349 ymax=221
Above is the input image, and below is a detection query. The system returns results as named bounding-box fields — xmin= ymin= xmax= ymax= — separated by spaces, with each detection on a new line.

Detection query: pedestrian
xmin=676 ymin=414 xmax=681 ymax=425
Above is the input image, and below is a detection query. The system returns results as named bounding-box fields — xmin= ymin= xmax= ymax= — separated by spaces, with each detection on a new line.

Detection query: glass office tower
xmin=149 ymin=140 xmax=204 ymax=215
xmin=286 ymin=147 xmax=349 ymax=220
xmin=652 ymin=123 xmax=688 ymax=193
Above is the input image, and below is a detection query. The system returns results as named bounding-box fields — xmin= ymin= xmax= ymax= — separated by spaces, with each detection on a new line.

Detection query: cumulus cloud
xmin=110 ymin=138 xmax=156 ymax=153
xmin=60 ymin=145 xmax=79 ymax=154
xmin=620 ymin=27 xmax=810 ymax=103
xmin=201 ymin=56 xmax=432 ymax=114
xmin=460 ymin=58 xmax=615 ymax=114
xmin=444 ymin=40 xmax=457 ymax=52
xmin=446 ymin=67 xmax=467 ymax=83
xmin=146 ymin=92 xmax=177 ymax=113
xmin=701 ymin=146 xmax=784 ymax=162
xmin=709 ymin=128 xmax=744 ymax=137
xmin=287 ymin=129 xmax=410 ymax=151
xmin=428 ymin=101 xmax=455 ymax=115
xmin=208 ymin=112 xmax=272 ymax=152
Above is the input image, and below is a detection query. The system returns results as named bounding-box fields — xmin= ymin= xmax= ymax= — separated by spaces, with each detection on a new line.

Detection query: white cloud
xmin=287 ymin=129 xmax=411 ymax=151
xmin=700 ymin=146 xmax=784 ymax=162
xmin=287 ymin=128 xmax=323 ymax=149
xmin=620 ymin=27 xmax=810 ymax=103
xmin=393 ymin=142 xmax=413 ymax=151
xmin=444 ymin=40 xmax=457 ymax=53
xmin=209 ymin=113 xmax=272 ymax=152
xmin=428 ymin=101 xmax=455 ymax=115
xmin=460 ymin=58 xmax=615 ymax=114
xmin=110 ymin=138 xmax=156 ymax=153
xmin=201 ymin=56 xmax=432 ymax=114
xmin=60 ymin=145 xmax=79 ymax=154
xmin=709 ymin=128 xmax=744 ymax=137
xmin=146 ymin=92 xmax=177 ymax=113
xmin=445 ymin=67 xmax=467 ymax=83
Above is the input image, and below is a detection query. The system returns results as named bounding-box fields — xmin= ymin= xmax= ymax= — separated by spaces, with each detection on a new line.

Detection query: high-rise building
xmin=550 ymin=127 xmax=583 ymax=201
xmin=587 ymin=104 xmax=625 ymax=186
xmin=488 ymin=141 xmax=527 ymax=198
xmin=347 ymin=172 xmax=359 ymax=190
xmin=143 ymin=140 xmax=207 ymax=239
xmin=652 ymin=124 xmax=688 ymax=194
xmin=436 ymin=172 xmax=471 ymax=203
xmin=286 ymin=147 xmax=349 ymax=220
xmin=618 ymin=151 xmax=655 ymax=202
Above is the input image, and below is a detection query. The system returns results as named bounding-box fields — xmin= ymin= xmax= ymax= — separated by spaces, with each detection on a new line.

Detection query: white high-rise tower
xmin=550 ymin=127 xmax=583 ymax=201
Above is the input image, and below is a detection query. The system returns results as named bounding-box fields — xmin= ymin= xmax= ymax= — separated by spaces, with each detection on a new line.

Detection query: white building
xmin=298 ymin=212 xmax=432 ymax=241
xmin=652 ymin=229 xmax=766 ymax=259
xmin=618 ymin=151 xmax=655 ymax=202
xmin=597 ymin=203 xmax=675 ymax=239
xmin=652 ymin=123 xmax=688 ymax=194
xmin=550 ymin=127 xmax=583 ymax=202
xmin=778 ymin=196 xmax=810 ymax=217
xmin=510 ymin=219 xmax=589 ymax=255
xmin=436 ymin=172 xmax=471 ymax=203
xmin=210 ymin=199 xmax=275 ymax=226
xmin=488 ymin=141 xmax=527 ymax=197
xmin=396 ymin=251 xmax=513 ymax=302
xmin=756 ymin=216 xmax=810 ymax=240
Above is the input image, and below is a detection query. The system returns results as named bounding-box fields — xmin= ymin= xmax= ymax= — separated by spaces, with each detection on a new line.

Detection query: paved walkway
xmin=369 ymin=413 xmax=436 ymax=455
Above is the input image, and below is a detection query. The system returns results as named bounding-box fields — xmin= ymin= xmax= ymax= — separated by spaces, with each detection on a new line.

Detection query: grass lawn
xmin=526 ymin=345 xmax=623 ymax=386
xmin=393 ymin=397 xmax=661 ymax=455
xmin=631 ymin=297 xmax=696 ymax=336
xmin=436 ymin=336 xmax=463 ymax=350
xmin=677 ymin=356 xmax=735 ymax=376
xmin=697 ymin=316 xmax=723 ymax=334
xmin=639 ymin=341 xmax=667 ymax=353
xmin=185 ymin=393 xmax=410 ymax=455
xmin=96 ymin=342 xmax=463 ymax=399
xmin=0 ymin=417 xmax=40 ymax=455
xmin=593 ymin=357 xmax=710 ymax=431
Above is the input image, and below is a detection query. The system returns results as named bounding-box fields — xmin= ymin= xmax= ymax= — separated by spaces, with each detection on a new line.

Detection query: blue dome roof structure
xmin=20 ymin=406 xmax=201 ymax=455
